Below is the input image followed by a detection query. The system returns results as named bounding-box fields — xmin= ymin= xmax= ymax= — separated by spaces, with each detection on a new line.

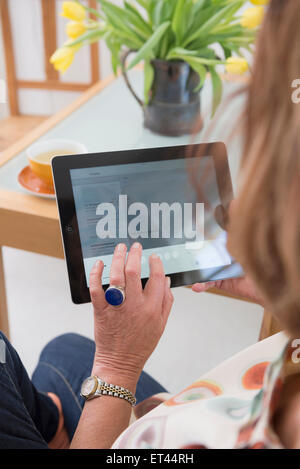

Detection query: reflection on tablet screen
xmin=70 ymin=155 xmax=242 ymax=286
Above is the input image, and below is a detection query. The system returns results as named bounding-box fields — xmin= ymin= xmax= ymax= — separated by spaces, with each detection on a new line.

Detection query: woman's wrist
xmin=92 ymin=362 xmax=139 ymax=394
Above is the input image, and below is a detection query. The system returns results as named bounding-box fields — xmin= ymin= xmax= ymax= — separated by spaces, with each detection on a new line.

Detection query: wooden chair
xmin=0 ymin=0 xmax=100 ymax=151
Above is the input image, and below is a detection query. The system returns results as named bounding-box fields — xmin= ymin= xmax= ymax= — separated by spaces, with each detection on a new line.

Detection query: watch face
xmin=81 ymin=376 xmax=98 ymax=397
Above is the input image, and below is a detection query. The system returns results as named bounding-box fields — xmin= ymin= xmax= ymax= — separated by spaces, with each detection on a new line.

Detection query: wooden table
xmin=0 ymin=69 xmax=280 ymax=339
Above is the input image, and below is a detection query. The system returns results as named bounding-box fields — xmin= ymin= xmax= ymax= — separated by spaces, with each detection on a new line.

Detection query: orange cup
xmin=27 ymin=139 xmax=88 ymax=188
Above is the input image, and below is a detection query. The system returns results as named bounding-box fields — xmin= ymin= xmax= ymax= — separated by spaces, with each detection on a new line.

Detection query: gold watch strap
xmin=95 ymin=378 xmax=136 ymax=407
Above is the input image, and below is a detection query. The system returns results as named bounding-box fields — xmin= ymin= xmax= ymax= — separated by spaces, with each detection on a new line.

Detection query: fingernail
xmin=132 ymin=242 xmax=141 ymax=249
xmin=150 ymin=253 xmax=158 ymax=260
xmin=166 ymin=277 xmax=171 ymax=287
xmin=194 ymin=283 xmax=209 ymax=292
xmin=117 ymin=243 xmax=126 ymax=251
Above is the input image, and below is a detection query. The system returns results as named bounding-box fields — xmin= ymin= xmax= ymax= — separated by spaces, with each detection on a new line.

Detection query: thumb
xmin=192 ymin=281 xmax=217 ymax=293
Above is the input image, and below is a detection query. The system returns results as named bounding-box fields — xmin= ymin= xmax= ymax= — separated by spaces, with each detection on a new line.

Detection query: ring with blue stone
xmin=105 ymin=286 xmax=126 ymax=307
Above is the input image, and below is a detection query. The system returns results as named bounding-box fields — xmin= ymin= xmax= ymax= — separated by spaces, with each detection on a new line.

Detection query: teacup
xmin=27 ymin=139 xmax=88 ymax=188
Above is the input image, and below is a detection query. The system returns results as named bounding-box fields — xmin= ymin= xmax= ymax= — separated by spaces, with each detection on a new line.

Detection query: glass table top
xmin=0 ymin=69 xmax=246 ymax=195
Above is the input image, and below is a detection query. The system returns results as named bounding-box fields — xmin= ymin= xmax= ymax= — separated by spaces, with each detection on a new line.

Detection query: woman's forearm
xmin=70 ymin=368 xmax=138 ymax=449
xmin=73 ymin=245 xmax=173 ymax=448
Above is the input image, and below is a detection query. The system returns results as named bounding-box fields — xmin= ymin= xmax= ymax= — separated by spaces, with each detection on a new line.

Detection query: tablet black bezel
xmin=52 ymin=142 xmax=239 ymax=304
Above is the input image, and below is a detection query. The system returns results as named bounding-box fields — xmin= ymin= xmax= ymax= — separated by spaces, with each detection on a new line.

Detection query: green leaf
xmin=183 ymin=1 xmax=243 ymax=47
xmin=213 ymin=24 xmax=244 ymax=35
xmin=75 ymin=1 xmax=103 ymax=19
xmin=171 ymin=0 xmax=185 ymax=45
xmin=184 ymin=5 xmax=219 ymax=42
xmin=209 ymin=66 xmax=223 ymax=117
xmin=151 ymin=0 xmax=175 ymax=27
xmin=157 ymin=27 xmax=175 ymax=59
xmin=166 ymin=48 xmax=225 ymax=98
xmin=144 ymin=60 xmax=154 ymax=105
xmin=133 ymin=0 xmax=148 ymax=9
xmin=125 ymin=1 xmax=152 ymax=30
xmin=66 ymin=28 xmax=106 ymax=47
xmin=107 ymin=27 xmax=142 ymax=50
xmin=184 ymin=58 xmax=207 ymax=92
xmin=220 ymin=43 xmax=232 ymax=59
xmin=167 ymin=50 xmax=225 ymax=66
xmin=124 ymin=1 xmax=153 ymax=37
xmin=105 ymin=31 xmax=122 ymax=75
xmin=128 ymin=21 xmax=171 ymax=69
xmin=190 ymin=31 xmax=251 ymax=49
xmin=167 ymin=47 xmax=216 ymax=60
xmin=96 ymin=0 xmax=147 ymax=42
xmin=189 ymin=0 xmax=206 ymax=26
xmin=228 ymin=36 xmax=257 ymax=44
xmin=185 ymin=0 xmax=209 ymax=32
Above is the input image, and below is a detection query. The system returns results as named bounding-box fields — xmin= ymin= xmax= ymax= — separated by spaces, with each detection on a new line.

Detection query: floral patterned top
xmin=113 ymin=332 xmax=300 ymax=449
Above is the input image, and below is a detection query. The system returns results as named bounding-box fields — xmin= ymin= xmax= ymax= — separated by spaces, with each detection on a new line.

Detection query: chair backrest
xmin=0 ymin=0 xmax=100 ymax=115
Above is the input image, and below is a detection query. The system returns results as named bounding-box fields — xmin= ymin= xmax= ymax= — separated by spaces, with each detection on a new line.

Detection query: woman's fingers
xmin=161 ymin=277 xmax=174 ymax=324
xmin=192 ymin=277 xmax=263 ymax=305
xmin=144 ymin=254 xmax=166 ymax=306
xmin=192 ymin=281 xmax=216 ymax=293
xmin=89 ymin=260 xmax=106 ymax=309
xmin=109 ymin=243 xmax=127 ymax=287
xmin=125 ymin=242 xmax=143 ymax=295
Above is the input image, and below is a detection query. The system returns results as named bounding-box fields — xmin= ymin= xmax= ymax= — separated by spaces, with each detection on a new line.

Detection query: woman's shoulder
xmin=139 ymin=332 xmax=289 ymax=415
xmin=113 ymin=332 xmax=290 ymax=449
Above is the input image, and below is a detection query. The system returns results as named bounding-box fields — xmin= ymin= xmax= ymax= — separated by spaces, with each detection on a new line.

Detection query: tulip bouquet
xmin=51 ymin=0 xmax=269 ymax=115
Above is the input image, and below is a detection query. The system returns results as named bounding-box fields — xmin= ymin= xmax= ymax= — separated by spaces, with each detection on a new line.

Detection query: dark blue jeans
xmin=0 ymin=331 xmax=166 ymax=449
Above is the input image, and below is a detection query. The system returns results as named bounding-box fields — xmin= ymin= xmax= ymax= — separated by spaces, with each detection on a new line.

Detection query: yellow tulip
xmin=66 ymin=21 xmax=86 ymax=39
xmin=241 ymin=6 xmax=264 ymax=29
xmin=251 ymin=0 xmax=269 ymax=5
xmin=50 ymin=46 xmax=76 ymax=74
xmin=226 ymin=57 xmax=249 ymax=75
xmin=61 ymin=1 xmax=86 ymax=21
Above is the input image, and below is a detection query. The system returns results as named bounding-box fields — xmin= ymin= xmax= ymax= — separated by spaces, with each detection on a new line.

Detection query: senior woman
xmin=1 ymin=0 xmax=300 ymax=449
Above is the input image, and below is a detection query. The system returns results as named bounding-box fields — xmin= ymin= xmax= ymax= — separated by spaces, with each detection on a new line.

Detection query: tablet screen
xmin=70 ymin=155 xmax=237 ymax=286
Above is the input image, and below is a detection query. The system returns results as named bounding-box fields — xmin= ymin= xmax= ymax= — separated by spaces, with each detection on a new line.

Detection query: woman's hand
xmin=72 ymin=242 xmax=173 ymax=449
xmin=89 ymin=242 xmax=174 ymax=389
xmin=192 ymin=199 xmax=264 ymax=306
xmin=192 ymin=276 xmax=263 ymax=305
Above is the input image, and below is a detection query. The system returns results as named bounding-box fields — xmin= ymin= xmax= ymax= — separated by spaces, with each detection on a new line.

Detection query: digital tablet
xmin=52 ymin=142 xmax=243 ymax=304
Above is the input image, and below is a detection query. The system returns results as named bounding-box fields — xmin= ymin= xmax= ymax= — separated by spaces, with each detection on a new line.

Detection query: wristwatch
xmin=80 ymin=375 xmax=136 ymax=406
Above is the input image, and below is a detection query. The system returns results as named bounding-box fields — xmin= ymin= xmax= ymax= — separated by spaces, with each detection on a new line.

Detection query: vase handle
xmin=121 ymin=49 xmax=144 ymax=108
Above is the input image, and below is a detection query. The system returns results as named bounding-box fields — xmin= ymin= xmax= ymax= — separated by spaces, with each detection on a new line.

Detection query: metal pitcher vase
xmin=121 ymin=51 xmax=202 ymax=137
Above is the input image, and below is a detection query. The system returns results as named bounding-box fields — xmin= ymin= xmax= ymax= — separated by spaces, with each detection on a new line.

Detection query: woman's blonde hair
xmin=230 ymin=0 xmax=300 ymax=334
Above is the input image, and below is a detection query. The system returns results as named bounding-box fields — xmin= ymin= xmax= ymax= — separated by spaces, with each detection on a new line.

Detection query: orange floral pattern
xmin=113 ymin=333 xmax=298 ymax=449
xmin=164 ymin=380 xmax=223 ymax=407
xmin=242 ymin=362 xmax=270 ymax=390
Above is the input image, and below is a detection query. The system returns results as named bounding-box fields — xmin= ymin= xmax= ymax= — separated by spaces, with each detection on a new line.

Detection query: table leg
xmin=0 ymin=246 xmax=9 ymax=338
xmin=259 ymin=309 xmax=281 ymax=341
